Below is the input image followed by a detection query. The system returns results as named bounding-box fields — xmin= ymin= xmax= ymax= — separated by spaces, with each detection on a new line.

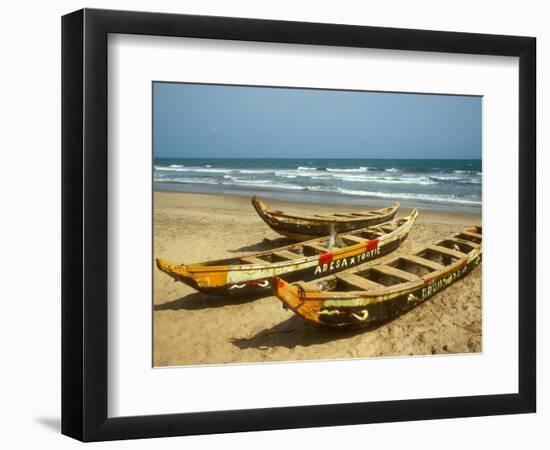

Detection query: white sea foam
xmin=274 ymin=170 xmax=330 ymax=179
xmin=430 ymin=176 xmax=481 ymax=184
xmin=274 ymin=171 xmax=434 ymax=184
xmin=154 ymin=177 xmax=220 ymax=185
xmin=224 ymin=177 xmax=271 ymax=185
xmin=155 ymin=166 xmax=234 ymax=174
xmin=275 ymin=173 xmax=298 ymax=179
xmin=306 ymin=186 xmax=482 ymax=206
xmin=335 ymin=174 xmax=436 ymax=185
xmin=234 ymin=169 xmax=276 ymax=174
xmin=227 ymin=180 xmax=305 ymax=190
xmin=429 ymin=175 xmax=460 ymax=181
xmin=454 ymin=170 xmax=482 ymax=175
xmin=154 ymin=161 xmax=481 ymax=207
xmin=155 ymin=177 xmax=480 ymax=206
xmin=325 ymin=167 xmax=369 ymax=173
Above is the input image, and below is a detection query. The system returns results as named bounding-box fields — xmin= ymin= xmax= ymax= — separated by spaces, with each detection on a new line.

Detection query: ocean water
xmin=154 ymin=158 xmax=482 ymax=213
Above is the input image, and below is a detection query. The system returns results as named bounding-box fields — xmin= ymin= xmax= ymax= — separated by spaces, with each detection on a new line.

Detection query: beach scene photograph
xmin=153 ymin=82 xmax=482 ymax=367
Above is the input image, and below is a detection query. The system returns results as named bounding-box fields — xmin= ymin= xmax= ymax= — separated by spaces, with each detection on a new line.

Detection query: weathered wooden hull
xmin=273 ymin=226 xmax=482 ymax=327
xmin=252 ymin=196 xmax=399 ymax=241
xmin=156 ymin=209 xmax=417 ymax=296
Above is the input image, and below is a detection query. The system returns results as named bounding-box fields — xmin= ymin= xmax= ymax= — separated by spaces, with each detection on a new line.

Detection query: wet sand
xmin=153 ymin=190 xmax=482 ymax=367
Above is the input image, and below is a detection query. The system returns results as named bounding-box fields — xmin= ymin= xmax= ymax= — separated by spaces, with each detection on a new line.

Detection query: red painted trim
xmin=319 ymin=252 xmax=333 ymax=265
xmin=366 ymin=239 xmax=379 ymax=251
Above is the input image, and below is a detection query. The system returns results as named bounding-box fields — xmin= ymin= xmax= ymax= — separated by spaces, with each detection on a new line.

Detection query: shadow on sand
xmin=227 ymin=237 xmax=294 ymax=253
xmin=230 ymin=315 xmax=386 ymax=350
xmin=154 ymin=291 xmax=269 ymax=311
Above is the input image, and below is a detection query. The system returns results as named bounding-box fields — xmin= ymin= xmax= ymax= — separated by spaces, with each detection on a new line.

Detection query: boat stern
xmin=272 ymin=278 xmax=337 ymax=325
xmin=156 ymin=258 xmax=236 ymax=293
xmin=271 ymin=277 xmax=304 ymax=311
xmin=251 ymin=195 xmax=268 ymax=214
xmin=156 ymin=258 xmax=194 ymax=285
xmin=389 ymin=202 xmax=400 ymax=218
xmin=402 ymin=208 xmax=418 ymax=233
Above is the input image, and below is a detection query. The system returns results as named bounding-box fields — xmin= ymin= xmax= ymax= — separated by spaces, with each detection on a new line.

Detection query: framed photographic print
xmin=62 ymin=8 xmax=536 ymax=441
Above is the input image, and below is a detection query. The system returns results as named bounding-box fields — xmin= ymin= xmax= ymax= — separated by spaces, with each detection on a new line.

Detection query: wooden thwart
xmin=461 ymin=230 xmax=482 ymax=240
xmin=428 ymin=245 xmax=468 ymax=259
xmin=295 ymin=280 xmax=322 ymax=292
xmin=364 ymin=230 xmax=384 ymax=237
xmin=273 ymin=250 xmax=302 ymax=260
xmin=373 ymin=264 xmax=420 ymax=282
xmin=241 ymin=256 xmax=268 ymax=265
xmin=336 ymin=272 xmax=384 ymax=291
xmin=447 ymin=237 xmax=480 ymax=249
xmin=343 ymin=235 xmax=368 ymax=244
xmin=400 ymin=255 xmax=444 ymax=271
xmin=303 ymin=243 xmax=329 ymax=254
xmin=369 ymin=227 xmax=386 ymax=233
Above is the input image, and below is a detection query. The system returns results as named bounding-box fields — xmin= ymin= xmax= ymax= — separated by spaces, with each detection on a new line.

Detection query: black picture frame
xmin=62 ymin=8 xmax=536 ymax=442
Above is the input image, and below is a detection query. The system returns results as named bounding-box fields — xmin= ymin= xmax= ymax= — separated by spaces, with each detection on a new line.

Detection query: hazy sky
xmin=153 ymin=82 xmax=481 ymax=159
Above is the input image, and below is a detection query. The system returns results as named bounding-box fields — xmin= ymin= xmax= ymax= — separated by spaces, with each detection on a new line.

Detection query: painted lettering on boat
xmin=314 ymin=246 xmax=381 ymax=275
xmin=421 ymin=264 xmax=471 ymax=299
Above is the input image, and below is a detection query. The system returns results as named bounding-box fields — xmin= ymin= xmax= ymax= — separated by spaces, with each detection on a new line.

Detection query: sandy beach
xmin=153 ymin=190 xmax=482 ymax=367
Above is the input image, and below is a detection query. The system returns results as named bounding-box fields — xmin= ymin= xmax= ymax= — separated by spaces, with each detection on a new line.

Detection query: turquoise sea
xmin=153 ymin=158 xmax=482 ymax=213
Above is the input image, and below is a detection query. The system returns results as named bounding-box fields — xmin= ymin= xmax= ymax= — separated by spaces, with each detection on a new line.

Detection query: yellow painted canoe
xmin=156 ymin=209 xmax=417 ymax=296
xmin=273 ymin=225 xmax=482 ymax=327
xmin=252 ymin=196 xmax=400 ymax=241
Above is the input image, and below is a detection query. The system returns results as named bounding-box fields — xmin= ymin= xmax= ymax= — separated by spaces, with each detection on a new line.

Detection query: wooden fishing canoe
xmin=252 ymin=196 xmax=400 ymax=241
xmin=273 ymin=225 xmax=482 ymax=327
xmin=156 ymin=209 xmax=417 ymax=296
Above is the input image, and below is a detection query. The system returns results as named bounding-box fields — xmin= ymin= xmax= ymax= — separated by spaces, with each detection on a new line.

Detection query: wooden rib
xmin=273 ymin=250 xmax=302 ymax=260
xmin=447 ymin=237 xmax=480 ymax=249
xmin=380 ymin=225 xmax=397 ymax=232
xmin=342 ymin=235 xmax=368 ymax=244
xmin=265 ymin=205 xmax=395 ymax=222
xmin=336 ymin=272 xmax=384 ymax=291
xmin=461 ymin=230 xmax=482 ymax=240
xmin=267 ymin=210 xmax=319 ymax=221
xmin=270 ymin=211 xmax=365 ymax=221
xmin=240 ymin=256 xmax=268 ymax=265
xmin=373 ymin=265 xmax=421 ymax=282
xmin=369 ymin=226 xmax=385 ymax=233
xmin=401 ymin=255 xmax=444 ymax=272
xmin=428 ymin=245 xmax=468 ymax=259
xmin=360 ymin=230 xmax=383 ymax=238
xmin=303 ymin=243 xmax=329 ymax=254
